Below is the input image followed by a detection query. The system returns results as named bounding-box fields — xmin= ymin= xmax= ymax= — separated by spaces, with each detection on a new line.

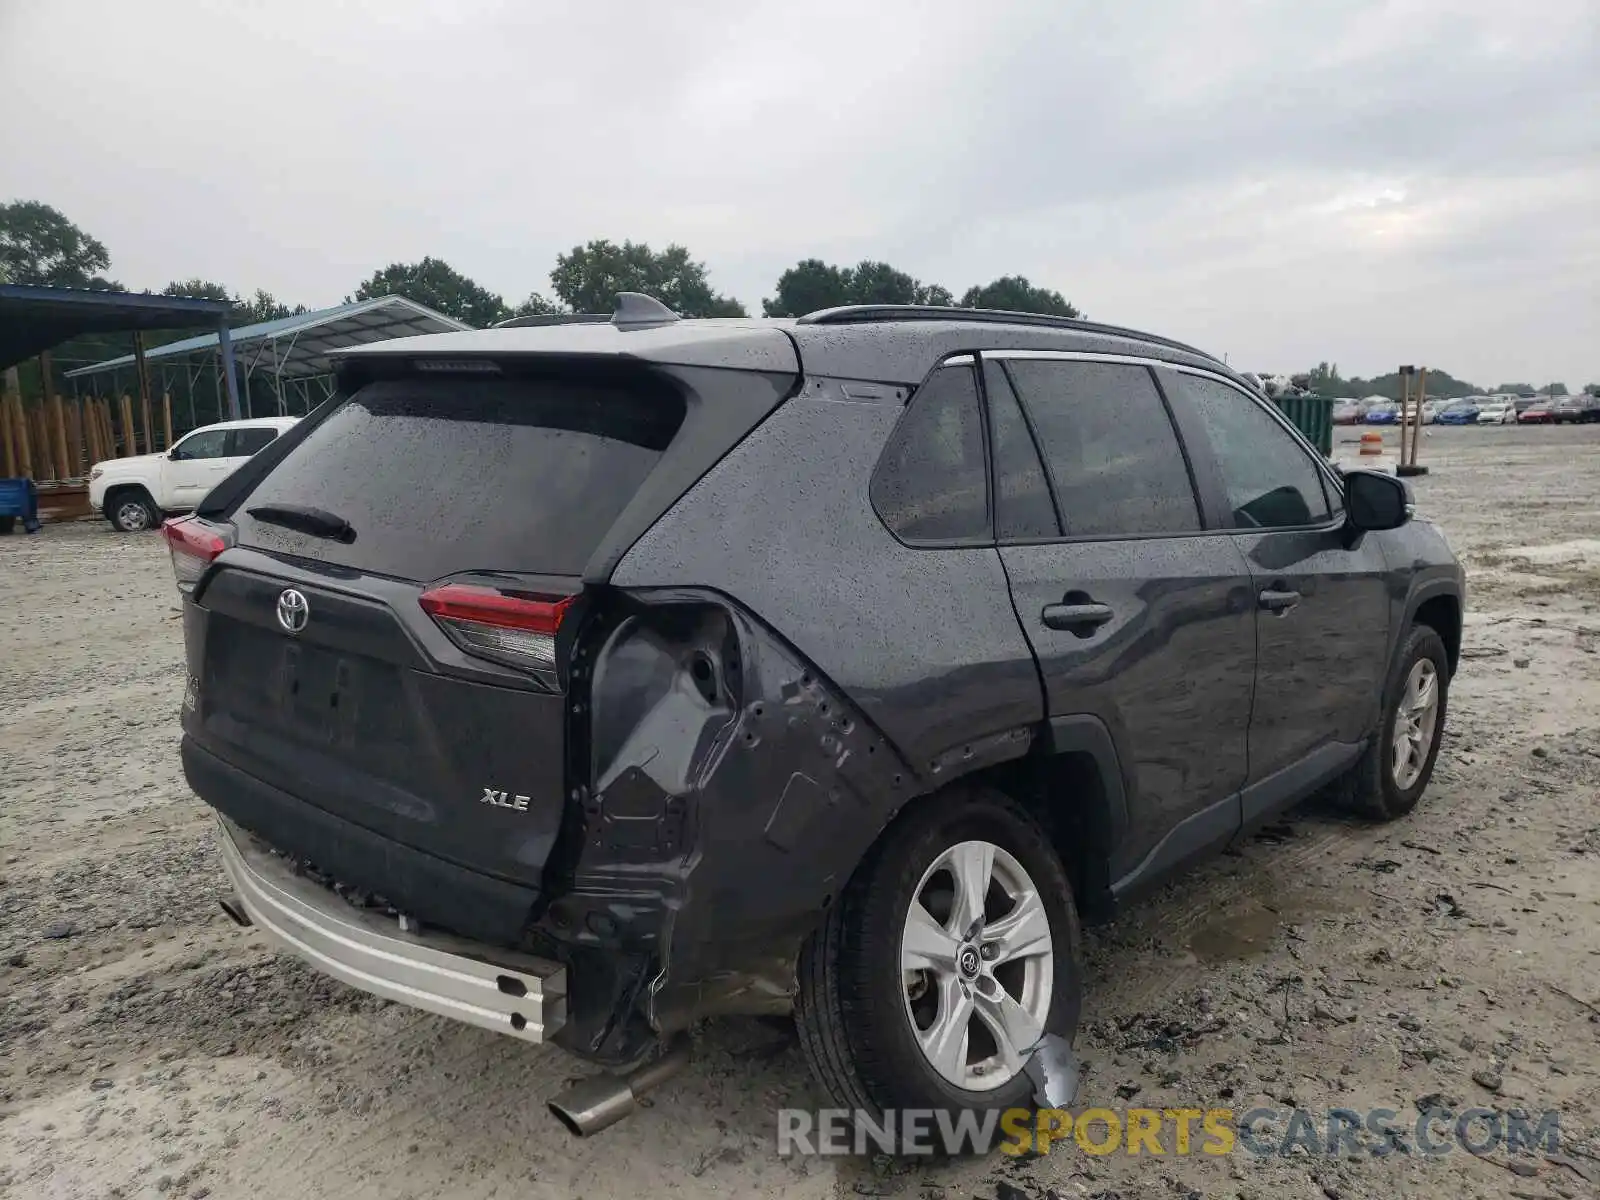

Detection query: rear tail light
xmin=162 ymin=517 xmax=230 ymax=593
xmin=419 ymin=583 xmax=573 ymax=683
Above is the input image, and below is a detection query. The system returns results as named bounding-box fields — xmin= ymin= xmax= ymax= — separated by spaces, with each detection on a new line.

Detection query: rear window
xmin=236 ymin=375 xmax=684 ymax=580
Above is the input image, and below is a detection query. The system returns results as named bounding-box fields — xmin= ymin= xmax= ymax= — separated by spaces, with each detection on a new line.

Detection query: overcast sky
xmin=3 ymin=0 xmax=1596 ymax=386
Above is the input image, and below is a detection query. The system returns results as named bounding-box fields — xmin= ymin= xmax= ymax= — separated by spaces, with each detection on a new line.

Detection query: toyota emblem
xmin=276 ymin=588 xmax=310 ymax=634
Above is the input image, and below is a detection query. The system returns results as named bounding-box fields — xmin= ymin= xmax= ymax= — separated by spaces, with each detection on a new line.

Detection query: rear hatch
xmin=186 ymin=364 xmax=729 ymax=890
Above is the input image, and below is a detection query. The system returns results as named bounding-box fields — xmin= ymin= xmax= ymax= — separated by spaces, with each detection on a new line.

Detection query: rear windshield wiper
xmin=246 ymin=503 xmax=357 ymax=543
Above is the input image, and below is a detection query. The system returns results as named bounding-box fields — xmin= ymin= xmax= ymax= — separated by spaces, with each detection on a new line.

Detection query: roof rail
xmin=795 ymin=304 xmax=1225 ymax=367
xmin=493 ymin=312 xmax=609 ymax=329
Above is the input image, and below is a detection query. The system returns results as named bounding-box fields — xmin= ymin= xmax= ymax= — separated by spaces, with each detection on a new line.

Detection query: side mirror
xmin=168 ymin=447 xmax=182 ymax=461
xmin=1343 ymin=470 xmax=1410 ymax=538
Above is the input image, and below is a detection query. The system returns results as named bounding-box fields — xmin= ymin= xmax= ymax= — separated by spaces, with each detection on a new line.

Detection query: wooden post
xmin=101 ymin=400 xmax=116 ymax=458
xmin=17 ymin=397 xmax=34 ymax=480
xmin=7 ymin=398 xmax=25 ymax=479
xmin=134 ymin=330 xmax=153 ymax=417
xmin=1397 ymin=372 xmax=1411 ymax=465
xmin=30 ymin=406 xmax=52 ymax=481
xmin=51 ymin=395 xmax=71 ymax=480
xmin=162 ymin=392 xmax=174 ymax=451
xmin=37 ymin=351 xmax=53 ymax=411
xmin=92 ymin=400 xmax=106 ymax=458
xmin=119 ymin=393 xmax=138 ymax=458
xmin=140 ymin=391 xmax=154 ymax=460
xmin=68 ymin=398 xmax=85 ymax=475
xmin=71 ymin=400 xmax=89 ymax=470
xmin=1 ymin=394 xmax=15 ymax=479
xmin=1413 ymin=369 xmax=1427 ymax=468
xmin=85 ymin=399 xmax=103 ymax=464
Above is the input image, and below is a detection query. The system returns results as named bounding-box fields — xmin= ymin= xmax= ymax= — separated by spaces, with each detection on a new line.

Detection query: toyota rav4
xmin=168 ymin=295 xmax=1464 ymax=1136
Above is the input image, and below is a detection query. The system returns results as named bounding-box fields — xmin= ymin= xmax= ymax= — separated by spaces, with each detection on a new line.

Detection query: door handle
xmin=1258 ymin=588 xmax=1301 ymax=614
xmin=1041 ymin=602 xmax=1114 ymax=633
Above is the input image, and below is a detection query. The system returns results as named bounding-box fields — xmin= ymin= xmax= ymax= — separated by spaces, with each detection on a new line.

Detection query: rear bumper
xmin=182 ymin=735 xmax=541 ymax=946
xmin=217 ymin=816 xmax=568 ymax=1043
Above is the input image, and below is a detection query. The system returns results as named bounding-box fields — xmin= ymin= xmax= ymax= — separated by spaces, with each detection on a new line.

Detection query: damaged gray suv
xmin=169 ymin=295 xmax=1463 ymax=1135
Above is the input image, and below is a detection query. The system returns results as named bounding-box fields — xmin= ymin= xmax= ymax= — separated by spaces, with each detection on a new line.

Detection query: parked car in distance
xmin=1420 ymin=399 xmax=1446 ymax=424
xmin=1435 ymin=401 xmax=1480 ymax=426
xmin=166 ymin=297 xmax=1465 ymax=1138
xmin=1518 ymin=400 xmax=1558 ymax=425
xmin=1364 ymin=402 xmax=1399 ymax=425
xmin=1554 ymin=396 xmax=1600 ymax=424
xmin=1333 ymin=401 xmax=1364 ymax=425
xmin=89 ymin=417 xmax=300 ymax=532
xmin=1476 ymin=400 xmax=1515 ymax=425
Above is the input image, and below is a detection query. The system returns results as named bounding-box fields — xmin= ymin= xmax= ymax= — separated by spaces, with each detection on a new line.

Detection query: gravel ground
xmin=2 ymin=424 xmax=1598 ymax=1199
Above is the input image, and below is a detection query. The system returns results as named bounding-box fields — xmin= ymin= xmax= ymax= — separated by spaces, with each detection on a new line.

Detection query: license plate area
xmin=280 ymin=642 xmax=348 ymax=740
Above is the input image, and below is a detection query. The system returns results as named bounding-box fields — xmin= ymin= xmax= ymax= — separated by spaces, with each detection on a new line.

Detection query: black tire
xmin=793 ymin=786 xmax=1082 ymax=1142
xmin=106 ymin=489 xmax=159 ymax=533
xmin=0 ymin=515 xmax=14 ymax=535
xmin=1332 ymin=624 xmax=1450 ymax=821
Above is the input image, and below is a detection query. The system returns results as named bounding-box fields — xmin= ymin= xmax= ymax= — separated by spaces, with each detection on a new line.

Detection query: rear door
xmin=988 ymin=354 xmax=1256 ymax=886
xmin=187 ymin=370 xmax=695 ymax=886
xmin=166 ymin=427 xmax=233 ymax=508
xmin=1157 ymin=368 xmax=1390 ymax=819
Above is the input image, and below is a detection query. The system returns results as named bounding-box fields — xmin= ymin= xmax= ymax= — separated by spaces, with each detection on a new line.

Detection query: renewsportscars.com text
xmin=777 ymin=1105 xmax=1562 ymax=1158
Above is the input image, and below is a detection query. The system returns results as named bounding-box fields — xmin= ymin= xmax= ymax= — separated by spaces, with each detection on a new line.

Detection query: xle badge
xmin=481 ymin=788 xmax=531 ymax=813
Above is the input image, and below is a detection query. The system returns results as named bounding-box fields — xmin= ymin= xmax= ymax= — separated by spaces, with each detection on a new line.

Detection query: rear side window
xmin=983 ymin=366 xmax=1060 ymax=540
xmin=1004 ymin=360 xmax=1200 ymax=537
xmin=871 ymin=364 xmax=990 ymax=544
xmin=1169 ymin=373 xmax=1332 ymax=528
xmin=229 ymin=427 xmax=278 ymax=457
xmin=237 ymin=375 xmax=684 ymax=580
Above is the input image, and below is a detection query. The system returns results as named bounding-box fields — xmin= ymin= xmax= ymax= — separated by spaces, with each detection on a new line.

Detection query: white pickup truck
xmin=89 ymin=416 xmax=300 ymax=532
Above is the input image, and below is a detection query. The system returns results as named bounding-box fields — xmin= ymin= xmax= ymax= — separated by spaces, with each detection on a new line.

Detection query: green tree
xmin=1584 ymin=383 xmax=1599 ymax=397
xmin=761 ymin=258 xmax=953 ymax=317
xmin=1541 ymin=382 xmax=1568 ymax=397
xmin=161 ymin=278 xmax=232 ymax=303
xmin=762 ymin=258 xmax=851 ymax=316
xmin=960 ymin=275 xmax=1079 ymax=317
xmin=350 ymin=257 xmax=509 ymax=327
xmin=511 ymin=292 xmax=564 ymax=318
xmin=161 ymin=281 xmax=307 ymax=327
xmin=1307 ymin=361 xmax=1347 ymax=395
xmin=843 ymin=260 xmax=928 ymax=306
xmin=1493 ymin=382 xmax=1536 ymax=396
xmin=0 ymin=200 xmax=117 ymax=288
xmin=239 ymin=289 xmax=306 ymax=324
xmin=551 ymin=240 xmax=745 ymax=318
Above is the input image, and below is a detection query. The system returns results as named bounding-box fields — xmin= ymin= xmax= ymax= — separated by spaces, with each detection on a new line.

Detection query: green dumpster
xmin=1271 ymin=393 xmax=1335 ymax=457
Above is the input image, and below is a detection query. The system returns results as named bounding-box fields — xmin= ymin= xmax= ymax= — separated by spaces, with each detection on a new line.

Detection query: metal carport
xmin=66 ymin=294 xmax=471 ymax=423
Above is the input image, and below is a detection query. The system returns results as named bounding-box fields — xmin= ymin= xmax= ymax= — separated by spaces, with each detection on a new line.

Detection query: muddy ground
xmin=3 ymin=424 xmax=1598 ymax=1199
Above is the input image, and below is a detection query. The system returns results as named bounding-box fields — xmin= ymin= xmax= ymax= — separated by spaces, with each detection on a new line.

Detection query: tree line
xmin=1304 ymin=362 xmax=1584 ymax=401
xmin=3 ymin=199 xmax=1592 ymax=403
xmin=1 ymin=200 xmax=1079 ymax=336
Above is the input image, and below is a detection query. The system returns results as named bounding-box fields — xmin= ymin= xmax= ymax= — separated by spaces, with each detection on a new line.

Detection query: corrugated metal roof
xmin=66 ymin=294 xmax=473 ymax=381
xmin=0 ymin=283 xmax=233 ymax=371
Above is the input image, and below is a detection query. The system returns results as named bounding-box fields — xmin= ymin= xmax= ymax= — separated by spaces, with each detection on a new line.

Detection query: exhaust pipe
xmin=219 ymin=897 xmax=252 ymax=928
xmin=548 ymin=1037 xmax=691 ymax=1136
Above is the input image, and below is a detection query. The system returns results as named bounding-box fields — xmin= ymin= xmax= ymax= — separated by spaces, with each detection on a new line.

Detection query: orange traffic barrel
xmin=1359 ymin=431 xmax=1383 ymax=456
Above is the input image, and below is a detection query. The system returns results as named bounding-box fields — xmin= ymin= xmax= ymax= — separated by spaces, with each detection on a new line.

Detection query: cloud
xmin=1 ymin=0 xmax=1594 ymax=385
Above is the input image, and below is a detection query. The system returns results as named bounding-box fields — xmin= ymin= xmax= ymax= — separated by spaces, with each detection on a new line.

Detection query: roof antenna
xmin=612 ymin=292 xmax=680 ymax=330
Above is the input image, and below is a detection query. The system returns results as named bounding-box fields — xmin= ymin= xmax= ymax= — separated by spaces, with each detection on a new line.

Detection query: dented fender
xmin=539 ymin=588 xmax=916 ymax=1053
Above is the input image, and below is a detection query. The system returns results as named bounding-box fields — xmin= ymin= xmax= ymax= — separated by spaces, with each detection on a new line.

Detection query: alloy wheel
xmin=116 ymin=500 xmax=150 ymax=531
xmin=1392 ymin=659 xmax=1440 ymax=790
xmin=899 ymin=839 xmax=1053 ymax=1091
